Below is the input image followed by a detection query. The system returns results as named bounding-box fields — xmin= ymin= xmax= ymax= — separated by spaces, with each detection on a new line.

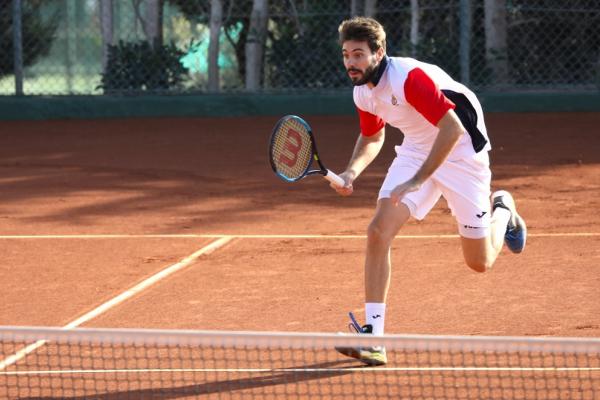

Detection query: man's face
xmin=342 ymin=40 xmax=382 ymax=86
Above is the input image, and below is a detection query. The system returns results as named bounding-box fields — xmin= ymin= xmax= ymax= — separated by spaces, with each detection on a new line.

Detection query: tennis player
xmin=333 ymin=17 xmax=527 ymax=365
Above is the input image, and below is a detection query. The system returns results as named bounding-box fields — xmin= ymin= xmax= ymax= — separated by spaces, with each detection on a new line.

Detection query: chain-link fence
xmin=1 ymin=0 xmax=599 ymax=96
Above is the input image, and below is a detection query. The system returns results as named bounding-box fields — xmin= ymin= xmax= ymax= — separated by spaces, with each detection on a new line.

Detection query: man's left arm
xmin=389 ymin=109 xmax=463 ymax=205
xmin=413 ymin=109 xmax=464 ymax=182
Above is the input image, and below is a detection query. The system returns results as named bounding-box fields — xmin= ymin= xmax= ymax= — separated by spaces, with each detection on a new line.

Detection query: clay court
xmin=0 ymin=112 xmax=599 ymax=398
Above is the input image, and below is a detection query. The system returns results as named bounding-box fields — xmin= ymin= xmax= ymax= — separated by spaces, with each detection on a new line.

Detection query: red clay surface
xmin=0 ymin=238 xmax=214 ymax=326
xmin=0 ymin=113 xmax=599 ymax=398
xmin=0 ymin=113 xmax=598 ymax=332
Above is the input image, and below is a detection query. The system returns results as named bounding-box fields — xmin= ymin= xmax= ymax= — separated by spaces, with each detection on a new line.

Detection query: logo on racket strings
xmin=278 ymin=128 xmax=302 ymax=167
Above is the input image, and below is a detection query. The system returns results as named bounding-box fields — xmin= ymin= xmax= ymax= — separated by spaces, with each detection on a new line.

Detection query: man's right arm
xmin=333 ymin=127 xmax=385 ymax=196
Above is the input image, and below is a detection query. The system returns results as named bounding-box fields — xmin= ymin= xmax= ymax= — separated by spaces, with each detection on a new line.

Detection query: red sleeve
xmin=404 ymin=68 xmax=455 ymax=126
xmin=356 ymin=107 xmax=385 ymax=136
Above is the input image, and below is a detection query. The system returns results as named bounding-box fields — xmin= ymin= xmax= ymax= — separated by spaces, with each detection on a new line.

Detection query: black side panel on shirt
xmin=441 ymin=90 xmax=488 ymax=153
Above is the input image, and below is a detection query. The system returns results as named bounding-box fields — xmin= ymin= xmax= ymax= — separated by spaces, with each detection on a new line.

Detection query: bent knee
xmin=367 ymin=221 xmax=396 ymax=247
xmin=465 ymin=256 xmax=494 ymax=273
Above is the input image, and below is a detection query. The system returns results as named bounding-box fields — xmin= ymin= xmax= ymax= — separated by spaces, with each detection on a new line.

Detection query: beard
xmin=347 ymin=59 xmax=379 ymax=86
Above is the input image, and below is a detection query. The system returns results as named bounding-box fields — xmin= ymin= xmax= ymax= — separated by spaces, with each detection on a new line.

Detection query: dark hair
xmin=338 ymin=17 xmax=386 ymax=53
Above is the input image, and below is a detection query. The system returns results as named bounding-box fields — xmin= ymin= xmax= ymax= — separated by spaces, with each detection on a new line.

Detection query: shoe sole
xmin=335 ymin=346 xmax=387 ymax=366
xmin=508 ymin=213 xmax=527 ymax=253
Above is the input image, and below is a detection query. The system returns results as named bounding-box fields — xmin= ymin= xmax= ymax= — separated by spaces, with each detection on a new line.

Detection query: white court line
xmin=0 ymin=232 xmax=598 ymax=239
xmin=0 ymin=236 xmax=233 ymax=371
xmin=1 ymin=367 xmax=600 ymax=375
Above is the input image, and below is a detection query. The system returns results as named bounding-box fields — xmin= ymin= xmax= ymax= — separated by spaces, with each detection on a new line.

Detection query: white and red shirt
xmin=354 ymin=56 xmax=491 ymax=160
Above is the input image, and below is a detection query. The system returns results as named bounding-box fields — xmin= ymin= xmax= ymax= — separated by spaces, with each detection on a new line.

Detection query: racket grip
xmin=323 ymin=170 xmax=345 ymax=188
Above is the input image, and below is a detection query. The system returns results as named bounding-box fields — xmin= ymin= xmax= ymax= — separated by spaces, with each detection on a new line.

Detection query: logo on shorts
xmin=463 ymin=225 xmax=478 ymax=229
xmin=476 ymin=211 xmax=487 ymax=218
xmin=391 ymin=94 xmax=398 ymax=106
xmin=372 ymin=315 xmax=382 ymax=319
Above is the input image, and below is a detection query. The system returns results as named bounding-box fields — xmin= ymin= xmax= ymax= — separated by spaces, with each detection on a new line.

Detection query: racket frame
xmin=269 ymin=115 xmax=344 ymax=187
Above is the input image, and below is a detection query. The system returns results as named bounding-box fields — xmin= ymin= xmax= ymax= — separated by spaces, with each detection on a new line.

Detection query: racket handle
xmin=323 ymin=170 xmax=345 ymax=188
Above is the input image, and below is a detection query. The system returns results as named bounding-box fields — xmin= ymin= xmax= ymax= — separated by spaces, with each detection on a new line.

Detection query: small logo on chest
xmin=391 ymin=94 xmax=398 ymax=106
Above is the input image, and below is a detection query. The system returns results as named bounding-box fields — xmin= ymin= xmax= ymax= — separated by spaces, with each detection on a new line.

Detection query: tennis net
xmin=1 ymin=326 xmax=599 ymax=399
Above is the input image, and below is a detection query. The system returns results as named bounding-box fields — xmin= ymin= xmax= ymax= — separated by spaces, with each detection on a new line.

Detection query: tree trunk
xmin=350 ymin=0 xmax=361 ymax=17
xmin=99 ymin=0 xmax=113 ymax=71
xmin=410 ymin=0 xmax=419 ymax=57
xmin=364 ymin=0 xmax=377 ymax=18
xmin=65 ymin=0 xmax=76 ymax=93
xmin=145 ymin=0 xmax=163 ymax=46
xmin=208 ymin=0 xmax=222 ymax=92
xmin=12 ymin=0 xmax=23 ymax=95
xmin=459 ymin=0 xmax=472 ymax=85
xmin=245 ymin=0 xmax=268 ymax=91
xmin=484 ymin=0 xmax=508 ymax=85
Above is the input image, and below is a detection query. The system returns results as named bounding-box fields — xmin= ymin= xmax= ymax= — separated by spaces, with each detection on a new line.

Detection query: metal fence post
xmin=459 ymin=0 xmax=471 ymax=86
xmin=12 ymin=0 xmax=24 ymax=96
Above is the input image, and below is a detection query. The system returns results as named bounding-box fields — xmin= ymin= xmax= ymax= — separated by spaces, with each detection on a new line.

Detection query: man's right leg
xmin=362 ymin=159 xmax=439 ymax=337
xmin=337 ymin=155 xmax=439 ymax=365
xmin=336 ymin=198 xmax=410 ymax=365
xmin=365 ymin=198 xmax=411 ymax=305
xmin=361 ymin=155 xmax=437 ymax=311
xmin=364 ymin=197 xmax=411 ymax=338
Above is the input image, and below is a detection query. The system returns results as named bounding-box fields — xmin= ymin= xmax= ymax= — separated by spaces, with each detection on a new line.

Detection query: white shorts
xmin=378 ymin=150 xmax=492 ymax=239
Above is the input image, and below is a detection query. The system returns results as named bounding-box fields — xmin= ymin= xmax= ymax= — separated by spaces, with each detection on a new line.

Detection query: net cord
xmin=1 ymin=326 xmax=599 ymax=354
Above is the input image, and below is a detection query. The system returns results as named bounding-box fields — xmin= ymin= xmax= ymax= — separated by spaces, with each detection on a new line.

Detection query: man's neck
xmin=367 ymin=55 xmax=389 ymax=89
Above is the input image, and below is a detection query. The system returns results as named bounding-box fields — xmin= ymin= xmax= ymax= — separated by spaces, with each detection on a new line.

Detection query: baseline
xmin=0 ymin=233 xmax=598 ymax=239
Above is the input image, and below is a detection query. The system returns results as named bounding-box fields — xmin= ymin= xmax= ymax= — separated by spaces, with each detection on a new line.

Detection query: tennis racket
xmin=269 ymin=115 xmax=345 ymax=188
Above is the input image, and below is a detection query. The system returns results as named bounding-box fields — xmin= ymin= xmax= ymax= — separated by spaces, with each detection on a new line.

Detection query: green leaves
xmin=0 ymin=1 xmax=58 ymax=78
xmin=99 ymin=40 xmax=187 ymax=94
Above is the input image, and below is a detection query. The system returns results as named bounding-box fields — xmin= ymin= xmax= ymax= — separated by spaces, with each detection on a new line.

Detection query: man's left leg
xmin=435 ymin=151 xmax=526 ymax=272
xmin=460 ymin=191 xmax=526 ymax=272
xmin=460 ymin=213 xmax=508 ymax=272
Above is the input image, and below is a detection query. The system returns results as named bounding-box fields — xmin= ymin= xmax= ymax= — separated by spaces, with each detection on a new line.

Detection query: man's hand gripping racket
xmin=269 ymin=115 xmax=345 ymax=189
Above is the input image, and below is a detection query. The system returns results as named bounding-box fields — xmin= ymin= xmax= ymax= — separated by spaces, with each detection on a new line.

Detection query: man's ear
xmin=376 ymin=47 xmax=385 ymax=62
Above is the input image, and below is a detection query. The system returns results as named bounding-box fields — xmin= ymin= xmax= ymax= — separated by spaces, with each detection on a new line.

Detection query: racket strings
xmin=271 ymin=118 xmax=313 ymax=180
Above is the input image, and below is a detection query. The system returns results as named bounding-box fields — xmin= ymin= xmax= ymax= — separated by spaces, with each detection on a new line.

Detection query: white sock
xmin=365 ymin=303 xmax=386 ymax=336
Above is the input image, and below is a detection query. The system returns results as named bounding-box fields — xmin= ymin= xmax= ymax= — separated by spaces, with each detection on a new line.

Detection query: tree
xmin=145 ymin=0 xmax=163 ymax=45
xmin=484 ymin=0 xmax=508 ymax=85
xmin=132 ymin=0 xmax=164 ymax=46
xmin=351 ymin=0 xmax=377 ymax=18
xmin=99 ymin=0 xmax=113 ymax=71
xmin=410 ymin=0 xmax=419 ymax=58
xmin=99 ymin=40 xmax=187 ymax=93
xmin=0 ymin=0 xmax=58 ymax=78
xmin=167 ymin=0 xmax=254 ymax=85
xmin=376 ymin=2 xmax=459 ymax=79
xmin=505 ymin=0 xmax=600 ymax=87
xmin=208 ymin=0 xmax=222 ymax=91
xmin=364 ymin=0 xmax=377 ymax=18
xmin=266 ymin=0 xmax=348 ymax=90
xmin=350 ymin=0 xmax=360 ymax=16
xmin=245 ymin=0 xmax=268 ymax=90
